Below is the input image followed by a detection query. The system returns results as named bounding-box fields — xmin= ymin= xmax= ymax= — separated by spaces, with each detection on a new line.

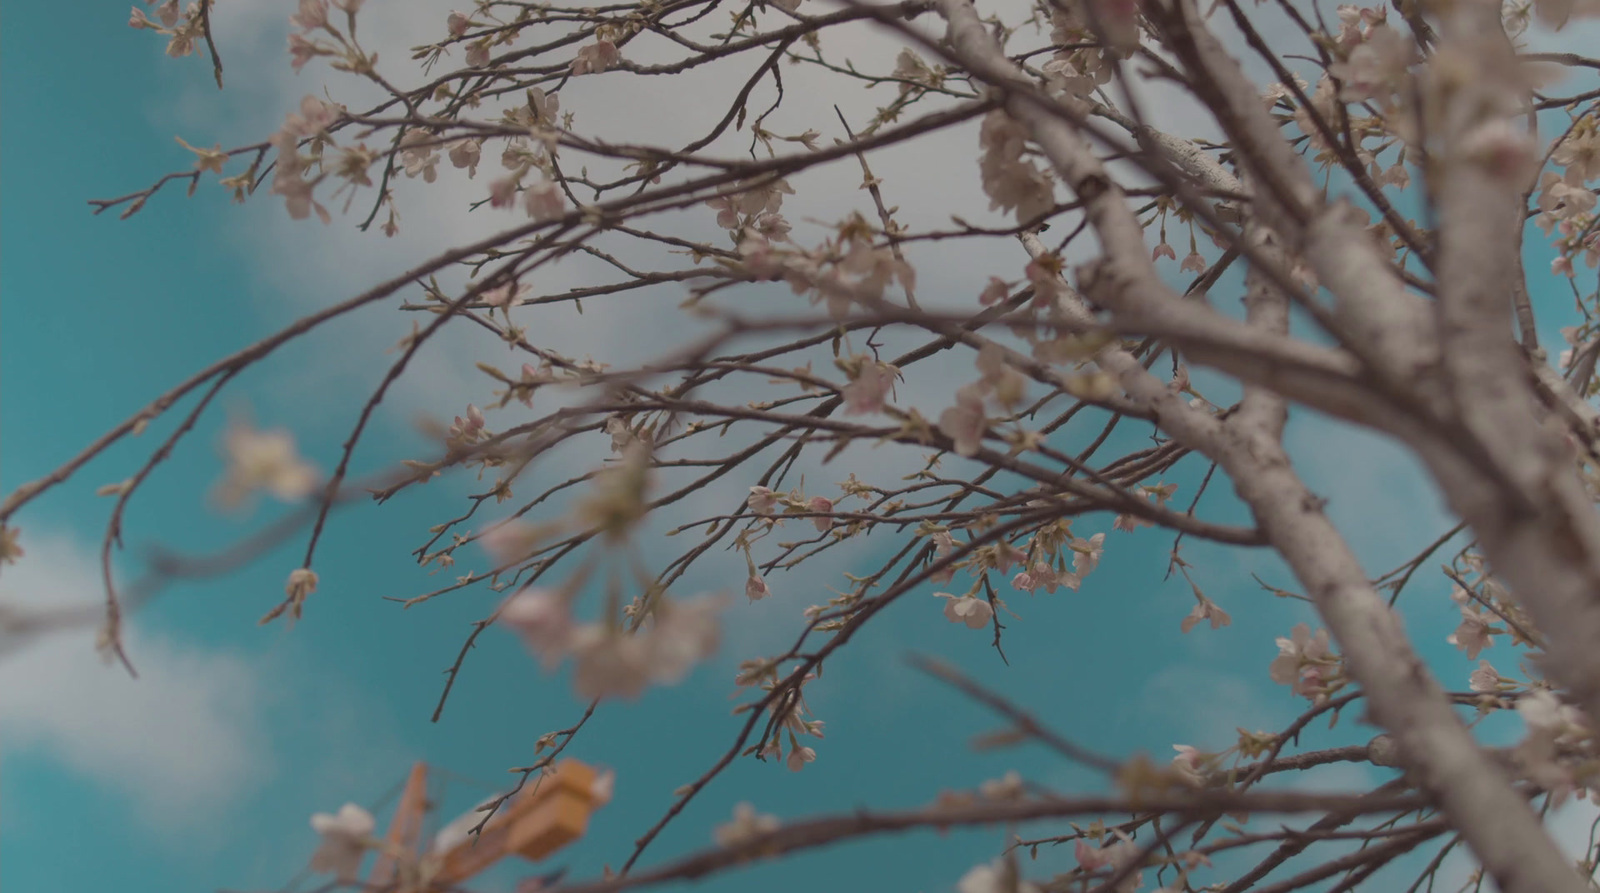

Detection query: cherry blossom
xmin=714 ymin=802 xmax=780 ymax=847
xmin=570 ymin=627 xmax=654 ymax=700
xmin=976 ymin=770 xmax=1024 ymax=801
xmin=1180 ymin=595 xmax=1231 ymax=633
xmin=938 ymin=384 xmax=989 ymax=457
xmin=958 ymin=858 xmax=1042 ymax=893
xmin=807 ymin=496 xmax=833 ymax=532
xmin=891 ymin=48 xmax=937 ymax=94
xmin=572 ymin=40 xmax=621 ymax=75
xmin=499 ymin=588 xmax=576 ymax=669
xmin=1469 ymin=660 xmax=1504 ymax=694
xmin=1553 ymin=124 xmax=1600 ymax=183
xmin=309 ymin=803 xmax=375 ymax=881
xmin=785 ymin=745 xmax=816 ymax=772
xmin=1447 ymin=603 xmax=1495 ymax=660
xmin=977 ymin=111 xmax=1056 ymax=223
xmin=1329 ymin=25 xmax=1412 ymax=102
xmin=1171 ymin=745 xmax=1207 ymax=787
xmin=978 ymin=276 xmax=1010 ymax=305
xmin=523 ymin=178 xmax=566 ymax=221
xmin=290 ymin=0 xmax=329 ymax=31
xmin=643 ymin=594 xmax=723 ymax=684
xmin=1070 ymin=533 xmax=1105 ymax=578
xmin=1074 ymin=830 xmax=1144 ymax=892
xmin=1269 ymin=623 xmax=1343 ymax=701
xmin=842 ymin=360 xmax=894 ymax=415
xmin=283 ymin=568 xmax=319 ymax=621
xmin=745 ymin=574 xmax=771 ymax=602
xmin=747 ymin=486 xmax=779 ymax=515
xmin=936 ymin=592 xmax=994 ymax=629
xmin=213 ymin=420 xmax=319 ymax=509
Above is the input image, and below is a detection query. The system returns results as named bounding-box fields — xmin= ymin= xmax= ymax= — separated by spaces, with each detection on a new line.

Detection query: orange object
xmin=363 ymin=760 xmax=604 ymax=891
xmin=507 ymin=761 xmax=597 ymax=861
xmin=370 ymin=763 xmax=430 ymax=889
xmin=433 ymin=760 xmax=603 ymax=886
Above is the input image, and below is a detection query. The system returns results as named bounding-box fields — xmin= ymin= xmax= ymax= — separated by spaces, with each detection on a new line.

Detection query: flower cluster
xmin=212 ymin=419 xmax=320 ymax=510
xmin=714 ymin=802 xmax=780 ymax=847
xmin=977 ymin=111 xmax=1055 ymax=224
xmin=1039 ymin=3 xmax=1135 ymax=113
xmin=1513 ymin=689 xmax=1598 ymax=803
xmin=128 ymin=0 xmax=205 ymax=59
xmin=500 ymin=587 xmax=724 ymax=700
xmin=1268 ymin=623 xmax=1346 ymax=703
xmin=1074 ymin=829 xmax=1145 ymax=893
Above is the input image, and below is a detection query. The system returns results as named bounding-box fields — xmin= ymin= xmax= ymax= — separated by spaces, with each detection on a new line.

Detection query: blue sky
xmin=3 ymin=3 xmax=1597 ymax=893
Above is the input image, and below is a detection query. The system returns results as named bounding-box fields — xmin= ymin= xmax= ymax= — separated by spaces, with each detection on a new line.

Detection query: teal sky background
xmin=3 ymin=4 xmax=1596 ymax=893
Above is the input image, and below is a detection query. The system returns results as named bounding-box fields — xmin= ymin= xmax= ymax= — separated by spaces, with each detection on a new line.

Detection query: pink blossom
xmin=1074 ymin=831 xmax=1144 ymax=892
xmin=166 ymin=30 xmax=196 ymax=58
xmin=1151 ymin=242 xmax=1177 ymax=262
xmin=288 ymin=33 xmax=319 ymax=71
xmin=842 ymin=361 xmax=893 ymax=415
xmin=1328 ymin=25 xmax=1411 ymax=102
xmin=747 ymin=486 xmax=779 ymax=515
xmin=1447 ymin=606 xmax=1494 ymax=660
xmin=706 ymin=195 xmax=742 ymax=230
xmin=499 ymin=588 xmax=575 ymax=669
xmin=993 ymin=541 xmax=1027 ymax=574
xmin=291 ymin=0 xmax=330 ymax=30
xmin=571 ymin=629 xmax=653 ymax=700
xmin=807 ymin=496 xmax=833 ymax=532
xmin=1112 ymin=513 xmax=1151 ymax=533
xmin=738 ymin=237 xmax=783 ymax=278
xmin=979 ymin=276 xmax=1010 ymax=305
xmin=645 ymin=594 xmax=722 ymax=683
xmin=938 ymin=384 xmax=988 ymax=457
xmin=488 ymin=174 xmax=519 ymax=209
xmin=745 ymin=574 xmax=771 ymax=602
xmin=447 ymin=10 xmax=471 ymax=36
xmin=1016 ymin=562 xmax=1064 ymax=594
xmin=936 ymin=592 xmax=994 ymax=629
xmin=1171 ymin=745 xmax=1206 ymax=786
xmin=465 ymin=40 xmax=490 ymax=68
xmin=959 ymin=859 xmax=1042 ymax=893
xmin=572 ymin=40 xmax=621 ymax=75
xmin=1070 ymin=533 xmax=1104 ymax=577
xmin=1269 ymin=623 xmax=1334 ymax=697
xmin=1180 ymin=596 xmax=1231 ymax=633
xmin=714 ymin=803 xmax=780 ymax=847
xmin=1179 ymin=252 xmax=1206 ymax=274
xmin=786 ymin=745 xmax=816 ymax=771
xmin=1469 ymin=660 xmax=1502 ymax=694
xmin=448 ymin=138 xmax=482 ymax=177
xmin=523 ymin=178 xmax=566 ymax=221
xmin=481 ymin=282 xmax=530 ymax=312
xmin=285 ymin=95 xmax=339 ymax=137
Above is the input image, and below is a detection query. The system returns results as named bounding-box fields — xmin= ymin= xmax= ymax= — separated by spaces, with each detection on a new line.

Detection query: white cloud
xmin=0 ymin=532 xmax=273 ymax=831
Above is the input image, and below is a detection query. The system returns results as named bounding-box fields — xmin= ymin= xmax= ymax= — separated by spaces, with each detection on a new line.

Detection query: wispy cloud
xmin=0 ymin=532 xmax=274 ymax=833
